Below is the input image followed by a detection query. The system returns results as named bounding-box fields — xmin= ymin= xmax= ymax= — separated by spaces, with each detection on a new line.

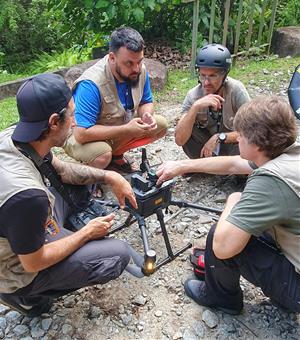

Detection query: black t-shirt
xmin=0 ymin=189 xmax=48 ymax=255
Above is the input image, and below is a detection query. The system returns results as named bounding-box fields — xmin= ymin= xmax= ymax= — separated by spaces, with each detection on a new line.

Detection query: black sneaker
xmin=0 ymin=294 xmax=52 ymax=317
xmin=184 ymin=279 xmax=242 ymax=315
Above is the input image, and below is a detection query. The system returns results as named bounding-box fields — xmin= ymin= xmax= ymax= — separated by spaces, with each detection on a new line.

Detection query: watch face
xmin=219 ymin=132 xmax=226 ymax=142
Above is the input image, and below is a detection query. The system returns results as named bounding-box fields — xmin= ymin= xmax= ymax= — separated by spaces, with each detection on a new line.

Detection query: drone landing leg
xmin=155 ymin=208 xmax=192 ymax=271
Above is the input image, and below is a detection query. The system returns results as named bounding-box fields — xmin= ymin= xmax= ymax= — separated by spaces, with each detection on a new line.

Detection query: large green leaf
xmin=84 ymin=0 xmax=94 ymax=9
xmin=123 ymin=8 xmax=130 ymax=22
xmin=95 ymin=0 xmax=110 ymax=9
xmin=107 ymin=4 xmax=117 ymax=19
xmin=145 ymin=0 xmax=156 ymax=10
xmin=133 ymin=7 xmax=144 ymax=22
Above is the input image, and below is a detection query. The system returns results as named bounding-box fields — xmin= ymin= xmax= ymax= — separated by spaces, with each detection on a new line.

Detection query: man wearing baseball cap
xmin=0 ymin=73 xmax=137 ymax=316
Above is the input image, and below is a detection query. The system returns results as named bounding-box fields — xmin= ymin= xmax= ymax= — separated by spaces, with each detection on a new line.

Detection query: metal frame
xmin=99 ymin=199 xmax=222 ymax=275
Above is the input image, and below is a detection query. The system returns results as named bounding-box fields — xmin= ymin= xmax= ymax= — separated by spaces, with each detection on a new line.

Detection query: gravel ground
xmin=0 ymin=72 xmax=299 ymax=340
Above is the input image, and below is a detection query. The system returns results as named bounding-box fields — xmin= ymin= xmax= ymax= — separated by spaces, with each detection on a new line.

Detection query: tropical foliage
xmin=0 ymin=0 xmax=67 ymax=72
xmin=0 ymin=0 xmax=299 ymax=73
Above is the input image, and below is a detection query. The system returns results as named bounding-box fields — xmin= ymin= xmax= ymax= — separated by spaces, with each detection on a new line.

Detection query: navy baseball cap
xmin=12 ymin=73 xmax=72 ymax=143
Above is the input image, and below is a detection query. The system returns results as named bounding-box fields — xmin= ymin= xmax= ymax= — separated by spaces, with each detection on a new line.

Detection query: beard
xmin=115 ymin=64 xmax=141 ymax=86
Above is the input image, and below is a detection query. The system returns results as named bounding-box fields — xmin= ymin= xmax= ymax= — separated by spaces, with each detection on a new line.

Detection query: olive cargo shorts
xmin=64 ymin=114 xmax=168 ymax=163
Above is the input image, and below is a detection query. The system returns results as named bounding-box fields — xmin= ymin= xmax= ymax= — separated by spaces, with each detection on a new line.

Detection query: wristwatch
xmin=218 ymin=132 xmax=227 ymax=144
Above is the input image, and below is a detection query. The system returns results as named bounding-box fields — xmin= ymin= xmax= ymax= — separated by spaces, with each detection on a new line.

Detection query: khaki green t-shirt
xmin=227 ymin=174 xmax=300 ymax=236
xmin=182 ymin=76 xmax=250 ymax=131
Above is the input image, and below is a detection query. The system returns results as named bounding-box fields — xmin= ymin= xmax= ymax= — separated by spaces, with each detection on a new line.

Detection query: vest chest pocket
xmin=102 ymin=95 xmax=119 ymax=117
xmin=103 ymin=95 xmax=115 ymax=104
xmin=101 ymin=95 xmax=125 ymax=125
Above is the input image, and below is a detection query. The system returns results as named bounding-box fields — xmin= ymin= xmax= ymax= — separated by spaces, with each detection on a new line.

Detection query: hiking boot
xmin=0 ymin=294 xmax=52 ymax=317
xmin=184 ymin=279 xmax=242 ymax=315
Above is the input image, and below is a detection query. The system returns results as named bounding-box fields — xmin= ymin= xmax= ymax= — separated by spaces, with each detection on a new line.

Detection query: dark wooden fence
xmin=183 ymin=0 xmax=279 ymax=74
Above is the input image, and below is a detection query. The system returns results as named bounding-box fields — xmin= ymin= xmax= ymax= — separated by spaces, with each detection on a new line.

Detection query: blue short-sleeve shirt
xmin=73 ymin=72 xmax=153 ymax=128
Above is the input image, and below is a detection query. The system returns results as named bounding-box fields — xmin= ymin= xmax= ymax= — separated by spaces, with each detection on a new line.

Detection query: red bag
xmin=190 ymin=247 xmax=205 ymax=280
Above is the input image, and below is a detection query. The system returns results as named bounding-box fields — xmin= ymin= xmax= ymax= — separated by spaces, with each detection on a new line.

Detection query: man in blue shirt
xmin=64 ymin=27 xmax=168 ymax=172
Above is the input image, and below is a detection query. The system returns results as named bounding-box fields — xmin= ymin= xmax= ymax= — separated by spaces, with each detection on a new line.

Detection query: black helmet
xmin=195 ymin=43 xmax=232 ymax=71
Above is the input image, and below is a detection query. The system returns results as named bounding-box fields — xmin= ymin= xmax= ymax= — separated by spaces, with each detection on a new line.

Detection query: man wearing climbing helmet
xmin=175 ymin=43 xmax=250 ymax=159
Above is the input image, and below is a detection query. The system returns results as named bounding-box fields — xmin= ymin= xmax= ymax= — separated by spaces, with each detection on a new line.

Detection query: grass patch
xmin=0 ymin=97 xmax=18 ymax=131
xmin=0 ymin=73 xmax=29 ymax=84
xmin=154 ymin=70 xmax=196 ymax=104
xmin=230 ymin=55 xmax=300 ymax=85
xmin=154 ymin=55 xmax=300 ymax=103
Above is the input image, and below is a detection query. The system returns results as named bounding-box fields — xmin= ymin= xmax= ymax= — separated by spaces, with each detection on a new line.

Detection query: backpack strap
xmin=16 ymin=142 xmax=78 ymax=210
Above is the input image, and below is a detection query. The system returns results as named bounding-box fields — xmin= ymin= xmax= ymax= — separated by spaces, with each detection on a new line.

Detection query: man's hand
xmin=82 ymin=214 xmax=115 ymax=240
xmin=19 ymin=214 xmax=117 ymax=273
xmin=156 ymin=161 xmax=183 ymax=186
xmin=105 ymin=171 xmax=137 ymax=209
xmin=193 ymin=94 xmax=224 ymax=111
xmin=200 ymin=134 xmax=219 ymax=158
xmin=126 ymin=118 xmax=153 ymax=138
xmin=141 ymin=112 xmax=157 ymax=130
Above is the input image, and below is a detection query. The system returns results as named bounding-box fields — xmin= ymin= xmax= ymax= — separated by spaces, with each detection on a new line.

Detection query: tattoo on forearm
xmin=53 ymin=158 xmax=106 ymax=185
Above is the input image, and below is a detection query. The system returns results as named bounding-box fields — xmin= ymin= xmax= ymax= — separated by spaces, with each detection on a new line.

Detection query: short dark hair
xmin=109 ymin=27 xmax=145 ymax=53
xmin=36 ymin=107 xmax=68 ymax=142
xmin=234 ymin=95 xmax=298 ymax=159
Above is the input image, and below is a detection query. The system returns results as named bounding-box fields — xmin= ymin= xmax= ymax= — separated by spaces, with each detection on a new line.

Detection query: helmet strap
xmin=214 ymin=70 xmax=229 ymax=95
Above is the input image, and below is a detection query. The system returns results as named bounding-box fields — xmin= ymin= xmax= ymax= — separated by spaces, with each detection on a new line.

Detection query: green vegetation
xmin=48 ymin=0 xmax=186 ymax=50
xmin=0 ymin=72 xmax=29 ymax=84
xmin=1 ymin=55 xmax=299 ymax=131
xmin=26 ymin=49 xmax=91 ymax=74
xmin=230 ymin=55 xmax=300 ymax=85
xmin=277 ymin=0 xmax=300 ymax=27
xmin=1 ymin=1 xmax=300 ymax=73
xmin=154 ymin=70 xmax=195 ymax=104
xmin=0 ymin=48 xmax=90 ymax=84
xmin=0 ymin=0 xmax=67 ymax=72
xmin=0 ymin=97 xmax=18 ymax=131
xmin=155 ymin=55 xmax=300 ymax=103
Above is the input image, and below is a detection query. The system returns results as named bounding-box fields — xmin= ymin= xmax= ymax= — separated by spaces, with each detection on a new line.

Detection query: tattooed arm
xmin=51 ymin=155 xmax=106 ymax=185
xmin=51 ymin=155 xmax=137 ymax=209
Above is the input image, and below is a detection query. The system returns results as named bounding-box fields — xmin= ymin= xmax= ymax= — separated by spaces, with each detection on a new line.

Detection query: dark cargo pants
xmin=8 ymin=187 xmax=130 ymax=305
xmin=204 ymin=225 xmax=300 ymax=313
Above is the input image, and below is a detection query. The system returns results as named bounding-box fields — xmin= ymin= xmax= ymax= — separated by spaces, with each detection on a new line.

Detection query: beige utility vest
xmin=252 ymin=142 xmax=300 ymax=273
xmin=73 ymin=55 xmax=147 ymax=126
xmin=0 ymin=127 xmax=55 ymax=293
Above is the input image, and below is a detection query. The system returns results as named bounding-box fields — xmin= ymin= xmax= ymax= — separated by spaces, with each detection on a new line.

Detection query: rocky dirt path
xmin=0 ymin=73 xmax=299 ymax=340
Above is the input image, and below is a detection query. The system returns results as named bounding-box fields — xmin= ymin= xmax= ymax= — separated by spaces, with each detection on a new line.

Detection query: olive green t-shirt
xmin=182 ymin=76 xmax=250 ymax=131
xmin=227 ymin=174 xmax=300 ymax=236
